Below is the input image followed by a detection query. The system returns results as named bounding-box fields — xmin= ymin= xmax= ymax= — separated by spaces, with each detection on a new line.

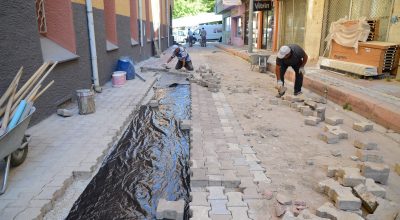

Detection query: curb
xmin=215 ymin=44 xmax=400 ymax=133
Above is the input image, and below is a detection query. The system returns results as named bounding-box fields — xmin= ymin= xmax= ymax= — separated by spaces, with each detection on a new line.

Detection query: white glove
xmin=299 ymin=67 xmax=305 ymax=75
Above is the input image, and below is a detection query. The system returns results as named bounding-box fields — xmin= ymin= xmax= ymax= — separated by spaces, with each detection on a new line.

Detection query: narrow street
xmin=40 ymin=43 xmax=400 ymax=219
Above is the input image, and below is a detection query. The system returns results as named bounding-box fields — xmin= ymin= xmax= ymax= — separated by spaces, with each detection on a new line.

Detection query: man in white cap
xmin=275 ymin=44 xmax=308 ymax=97
xmin=164 ymin=45 xmax=194 ymax=71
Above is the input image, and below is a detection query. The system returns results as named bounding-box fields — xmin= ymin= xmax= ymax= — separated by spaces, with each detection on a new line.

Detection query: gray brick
xmin=335 ymin=167 xmax=366 ymax=187
xmin=353 ymin=140 xmax=378 ymax=150
xmin=318 ymin=132 xmax=339 ymax=144
xmin=353 ymin=122 xmax=374 ymax=132
xmin=208 ymin=175 xmax=223 ymax=186
xmin=221 ymin=170 xmax=241 ymax=188
xmin=318 ymin=179 xmax=361 ymax=210
xmin=209 ymin=200 xmax=231 ymax=215
xmin=251 ymin=171 xmax=271 ymax=184
xmin=190 ymin=192 xmax=210 ymax=207
xmin=207 ymin=186 xmax=227 ymax=200
xmin=353 ymin=184 xmax=378 ymax=213
xmin=366 ymin=198 xmax=400 ymax=220
xmin=305 ymin=116 xmax=319 ymax=126
xmin=316 ymin=202 xmax=363 ymax=220
xmin=156 ymin=199 xmax=185 ymax=220
xmin=365 ymin=178 xmax=386 ymax=198
xmin=325 ymin=116 xmax=344 ymax=126
xmin=242 ymin=187 xmax=263 ymax=200
xmin=190 ymin=206 xmax=211 ymax=220
xmin=359 ymin=162 xmax=390 ymax=185
xmin=228 ymin=207 xmax=251 ymax=220
xmin=356 ymin=150 xmax=383 ymax=163
xmin=226 ymin=192 xmax=247 ymax=207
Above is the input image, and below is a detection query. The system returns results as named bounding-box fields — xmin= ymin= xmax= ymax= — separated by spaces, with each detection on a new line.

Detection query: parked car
xmin=173 ymin=30 xmax=187 ymax=43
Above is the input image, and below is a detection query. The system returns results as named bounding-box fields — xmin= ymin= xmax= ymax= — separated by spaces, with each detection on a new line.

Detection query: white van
xmin=193 ymin=24 xmax=223 ymax=42
xmin=173 ymin=29 xmax=187 ymax=43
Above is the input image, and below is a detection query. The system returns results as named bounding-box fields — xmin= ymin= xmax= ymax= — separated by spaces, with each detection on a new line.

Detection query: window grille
xmin=36 ymin=0 xmax=47 ymax=34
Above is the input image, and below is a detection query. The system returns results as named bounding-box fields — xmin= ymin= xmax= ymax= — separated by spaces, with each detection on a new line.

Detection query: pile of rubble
xmin=269 ymin=95 xmax=400 ymax=219
xmin=189 ymin=64 xmax=221 ymax=92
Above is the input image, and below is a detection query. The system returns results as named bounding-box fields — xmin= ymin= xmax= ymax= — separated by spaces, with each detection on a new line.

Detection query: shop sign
xmin=223 ymin=0 xmax=242 ymax=5
xmin=254 ymin=0 xmax=272 ymax=11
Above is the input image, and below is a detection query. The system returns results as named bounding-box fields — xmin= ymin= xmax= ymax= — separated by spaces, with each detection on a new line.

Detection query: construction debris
xmin=353 ymin=121 xmax=374 ymax=132
xmin=189 ymin=64 xmax=221 ymax=92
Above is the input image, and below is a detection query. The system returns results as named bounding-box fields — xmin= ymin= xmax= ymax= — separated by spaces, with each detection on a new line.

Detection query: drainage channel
xmin=66 ymin=74 xmax=191 ymax=220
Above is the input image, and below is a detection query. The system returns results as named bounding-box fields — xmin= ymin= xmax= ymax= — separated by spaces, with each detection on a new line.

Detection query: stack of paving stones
xmin=317 ymin=163 xmax=399 ymax=219
xmin=189 ymin=64 xmax=221 ymax=93
xmin=189 ymin=84 xmax=272 ymax=220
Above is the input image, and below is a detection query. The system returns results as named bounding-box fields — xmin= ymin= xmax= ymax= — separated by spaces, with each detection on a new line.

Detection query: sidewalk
xmin=215 ymin=44 xmax=400 ymax=133
xmin=0 ymin=69 xmax=157 ymax=219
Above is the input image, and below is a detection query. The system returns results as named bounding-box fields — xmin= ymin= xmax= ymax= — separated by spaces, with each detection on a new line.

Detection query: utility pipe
xmin=272 ymin=0 xmax=279 ymax=52
xmin=139 ymin=0 xmax=144 ymax=47
xmin=86 ymin=0 xmax=102 ymax=93
xmin=167 ymin=0 xmax=170 ymax=47
xmin=248 ymin=0 xmax=254 ymax=53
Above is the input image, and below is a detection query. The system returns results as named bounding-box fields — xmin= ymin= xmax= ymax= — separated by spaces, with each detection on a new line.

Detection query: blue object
xmin=116 ymin=57 xmax=136 ymax=80
xmin=7 ymin=100 xmax=26 ymax=131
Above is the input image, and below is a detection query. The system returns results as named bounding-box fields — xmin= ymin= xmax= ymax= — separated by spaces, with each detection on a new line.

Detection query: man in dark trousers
xmin=164 ymin=45 xmax=194 ymax=71
xmin=275 ymin=44 xmax=308 ymax=97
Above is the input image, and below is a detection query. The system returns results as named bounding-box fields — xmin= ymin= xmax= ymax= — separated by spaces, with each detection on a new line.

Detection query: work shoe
xmin=294 ymin=91 xmax=303 ymax=96
xmin=278 ymin=86 xmax=287 ymax=95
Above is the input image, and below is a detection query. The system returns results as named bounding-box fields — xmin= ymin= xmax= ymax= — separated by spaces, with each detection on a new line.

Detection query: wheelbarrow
xmin=0 ymin=107 xmax=35 ymax=194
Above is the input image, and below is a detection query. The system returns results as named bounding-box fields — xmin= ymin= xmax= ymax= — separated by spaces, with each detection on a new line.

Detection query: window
xmin=224 ymin=17 xmax=231 ymax=31
xmin=236 ymin=17 xmax=242 ymax=37
xmin=130 ymin=0 xmax=139 ymax=45
xmin=35 ymin=0 xmax=78 ymax=62
xmin=104 ymin=0 xmax=118 ymax=51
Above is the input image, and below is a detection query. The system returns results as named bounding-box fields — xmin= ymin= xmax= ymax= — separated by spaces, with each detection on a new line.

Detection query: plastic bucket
xmin=116 ymin=57 xmax=136 ymax=80
xmin=76 ymin=89 xmax=95 ymax=115
xmin=112 ymin=71 xmax=127 ymax=87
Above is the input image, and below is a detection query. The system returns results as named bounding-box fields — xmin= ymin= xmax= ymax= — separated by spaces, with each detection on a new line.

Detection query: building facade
xmin=216 ymin=0 xmax=278 ymax=50
xmin=0 ymin=0 xmax=173 ymax=124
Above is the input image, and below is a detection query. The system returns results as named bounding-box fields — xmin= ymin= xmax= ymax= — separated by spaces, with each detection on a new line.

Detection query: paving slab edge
xmin=215 ymin=44 xmax=400 ymax=133
xmin=34 ymin=76 xmax=158 ymax=220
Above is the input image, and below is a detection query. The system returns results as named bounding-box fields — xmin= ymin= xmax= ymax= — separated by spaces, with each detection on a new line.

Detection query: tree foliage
xmin=173 ymin=0 xmax=215 ymax=18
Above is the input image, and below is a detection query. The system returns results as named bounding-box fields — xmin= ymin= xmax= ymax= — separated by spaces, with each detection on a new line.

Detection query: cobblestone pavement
xmin=0 ymin=71 xmax=157 ymax=219
xmin=189 ymin=84 xmax=272 ymax=220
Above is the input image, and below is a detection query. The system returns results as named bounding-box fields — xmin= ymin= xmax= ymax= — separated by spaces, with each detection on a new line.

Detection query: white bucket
xmin=112 ymin=71 xmax=127 ymax=87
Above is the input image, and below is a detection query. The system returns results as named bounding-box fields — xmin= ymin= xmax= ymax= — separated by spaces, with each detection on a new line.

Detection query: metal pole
xmin=248 ymin=0 xmax=254 ymax=53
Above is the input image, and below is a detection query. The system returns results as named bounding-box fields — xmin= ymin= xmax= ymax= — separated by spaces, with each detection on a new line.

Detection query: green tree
xmin=173 ymin=0 xmax=215 ymax=18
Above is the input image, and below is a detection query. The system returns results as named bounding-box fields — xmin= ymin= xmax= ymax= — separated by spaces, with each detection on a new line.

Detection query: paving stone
xmin=209 ymin=214 xmax=232 ymax=220
xmin=316 ymin=106 xmax=326 ymax=121
xmin=190 ymin=206 xmax=211 ymax=220
xmin=228 ymin=207 xmax=251 ymax=220
xmin=244 ymin=154 xmax=261 ymax=164
xmin=233 ymin=158 xmax=248 ymax=166
xmin=248 ymin=163 xmax=266 ymax=172
xmin=301 ymin=108 xmax=313 ymax=116
xmin=335 ymin=167 xmax=366 ymax=187
xmin=318 ymin=132 xmax=339 ymax=144
xmin=327 ymin=166 xmax=340 ymax=178
xmin=305 ymin=116 xmax=319 ymax=126
xmin=221 ymin=170 xmax=241 ymax=188
xmin=207 ymin=167 xmax=222 ymax=175
xmin=220 ymin=160 xmax=235 ymax=170
xmin=365 ymin=178 xmax=386 ymax=198
xmin=191 ymin=168 xmax=209 ymax=187
xmin=353 ymin=183 xmax=378 ymax=213
xmin=57 ymin=108 xmax=74 ymax=117
xmin=156 ymin=199 xmax=185 ymax=220
xmin=208 ymin=175 xmax=223 ymax=186
xmin=149 ymin=99 xmax=159 ymax=108
xmin=241 ymin=146 xmax=256 ymax=154
xmin=276 ymin=193 xmax=292 ymax=205
xmin=235 ymin=166 xmax=253 ymax=177
xmin=207 ymin=186 xmax=227 ymax=200
xmin=239 ymin=177 xmax=257 ymax=189
xmin=353 ymin=140 xmax=378 ymax=150
xmin=252 ymin=171 xmax=271 ymax=184
xmin=190 ymin=191 xmax=210 ymax=207
xmin=366 ymin=198 xmax=400 ymax=220
xmin=209 ymin=200 xmax=231 ymax=215
xmin=324 ymin=125 xmax=348 ymax=139
xmin=316 ymin=202 xmax=363 ymax=220
xmin=356 ymin=149 xmax=383 ymax=163
xmin=290 ymin=102 xmax=301 ymax=109
xmin=353 ymin=122 xmax=374 ymax=132
xmin=226 ymin=192 xmax=247 ymax=207
xmin=325 ymin=116 xmax=344 ymax=126
xmin=359 ymin=162 xmax=390 ymax=185
xmin=242 ymin=187 xmax=263 ymax=200
xmin=318 ymin=179 xmax=361 ymax=210
xmin=304 ymin=100 xmax=318 ymax=110
xmin=190 ymin=159 xmax=206 ymax=169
